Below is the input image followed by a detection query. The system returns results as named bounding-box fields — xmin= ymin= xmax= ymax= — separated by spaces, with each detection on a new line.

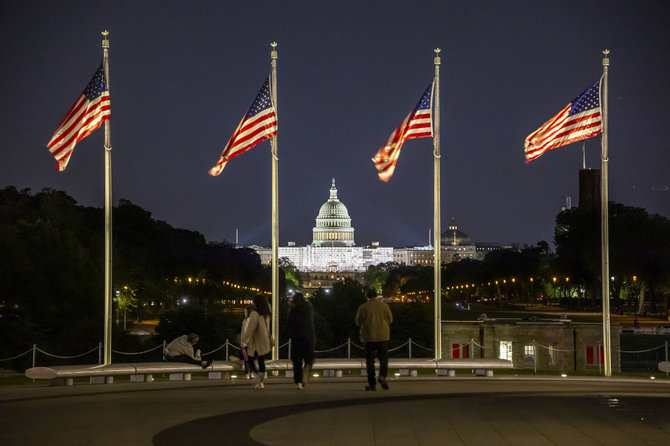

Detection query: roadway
xmin=1 ymin=376 xmax=669 ymax=445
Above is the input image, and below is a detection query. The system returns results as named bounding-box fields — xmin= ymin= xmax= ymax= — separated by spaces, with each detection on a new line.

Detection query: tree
xmin=554 ymin=202 xmax=670 ymax=312
xmin=279 ymin=257 xmax=302 ymax=292
xmin=310 ymin=279 xmax=365 ymax=352
xmin=114 ymin=286 xmax=138 ymax=331
xmin=364 ymin=262 xmax=394 ymax=294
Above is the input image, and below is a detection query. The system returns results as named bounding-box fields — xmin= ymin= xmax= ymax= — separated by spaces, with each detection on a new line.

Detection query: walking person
xmin=287 ymin=292 xmax=315 ymax=390
xmin=241 ymin=295 xmax=273 ymax=389
xmin=355 ymin=288 xmax=393 ymax=391
xmin=239 ymin=304 xmax=256 ymax=379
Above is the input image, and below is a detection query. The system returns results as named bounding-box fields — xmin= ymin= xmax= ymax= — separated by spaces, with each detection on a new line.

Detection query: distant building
xmin=579 ymin=169 xmax=601 ymax=209
xmin=443 ymin=318 xmax=621 ymax=372
xmin=252 ymin=181 xmax=512 ymax=281
xmin=394 ymin=218 xmax=477 ymax=266
xmin=253 ymin=179 xmax=393 ymax=273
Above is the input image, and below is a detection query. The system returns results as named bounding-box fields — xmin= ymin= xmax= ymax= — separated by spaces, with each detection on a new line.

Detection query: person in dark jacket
xmin=287 ymin=292 xmax=315 ymax=389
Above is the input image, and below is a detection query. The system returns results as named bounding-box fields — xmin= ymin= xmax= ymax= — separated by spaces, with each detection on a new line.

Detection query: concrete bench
xmin=26 ymin=358 xmax=512 ymax=385
xmin=25 ymin=361 xmax=243 ymax=386
xmin=266 ymin=358 xmax=513 ymax=378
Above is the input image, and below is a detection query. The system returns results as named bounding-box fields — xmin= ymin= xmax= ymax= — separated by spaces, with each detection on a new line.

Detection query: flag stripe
xmin=372 ymin=83 xmax=434 ymax=182
xmin=209 ymin=76 xmax=277 ymax=176
xmin=46 ymin=64 xmax=110 ymax=171
xmin=524 ymin=80 xmax=602 ymax=162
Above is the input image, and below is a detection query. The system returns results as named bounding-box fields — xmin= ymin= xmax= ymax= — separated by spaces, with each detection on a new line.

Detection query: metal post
xmin=288 ymin=338 xmax=292 ymax=360
xmin=600 ymin=49 xmax=612 ymax=377
xmin=101 ymin=30 xmax=113 ymax=366
xmin=433 ymin=48 xmax=442 ymax=360
xmin=533 ymin=340 xmax=537 ymax=375
xmin=409 ymin=337 xmax=413 ymax=359
xmin=665 ymin=341 xmax=668 ymax=379
xmin=270 ymin=42 xmax=280 ymax=361
xmin=32 ymin=344 xmax=36 ymax=369
xmin=347 ymin=338 xmax=351 ymax=359
xmin=225 ymin=339 xmax=229 ymax=360
xmin=98 ymin=342 xmax=103 ymax=365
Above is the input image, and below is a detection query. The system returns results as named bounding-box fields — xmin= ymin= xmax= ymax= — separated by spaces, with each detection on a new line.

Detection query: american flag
xmin=209 ymin=76 xmax=277 ymax=176
xmin=46 ymin=63 xmax=110 ymax=171
xmin=372 ymin=82 xmax=434 ymax=182
xmin=524 ymin=80 xmax=602 ymax=162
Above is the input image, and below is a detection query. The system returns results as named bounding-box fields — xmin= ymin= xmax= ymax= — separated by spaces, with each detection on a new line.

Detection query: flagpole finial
xmin=101 ymin=30 xmax=109 ymax=49
xmin=602 ymin=49 xmax=610 ymax=67
xmin=434 ymin=48 xmax=441 ymax=65
xmin=270 ymin=41 xmax=278 ymax=60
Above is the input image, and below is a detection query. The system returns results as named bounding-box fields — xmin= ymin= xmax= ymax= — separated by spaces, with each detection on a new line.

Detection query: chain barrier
xmin=315 ymin=341 xmax=350 ymax=354
xmin=0 ymin=348 xmax=34 ymax=362
xmin=112 ymin=344 xmax=164 ymax=355
xmin=470 ymin=339 xmax=487 ymax=349
xmin=388 ymin=341 xmax=410 ymax=352
xmin=35 ymin=345 xmax=99 ymax=359
xmin=410 ymin=340 xmax=434 ymax=352
xmin=535 ymin=343 xmax=577 ymax=353
xmin=619 ymin=345 xmax=666 ymax=354
xmin=7 ymin=340 xmax=668 ymax=364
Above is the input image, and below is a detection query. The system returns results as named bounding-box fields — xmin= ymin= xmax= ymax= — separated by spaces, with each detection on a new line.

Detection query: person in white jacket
xmin=241 ymin=295 xmax=272 ymax=389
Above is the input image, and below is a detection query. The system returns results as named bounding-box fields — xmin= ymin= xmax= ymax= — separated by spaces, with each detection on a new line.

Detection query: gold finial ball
xmin=434 ymin=48 xmax=441 ymax=54
xmin=271 ymin=41 xmax=278 ymax=48
xmin=603 ymin=49 xmax=610 ymax=55
xmin=102 ymin=30 xmax=109 ymax=37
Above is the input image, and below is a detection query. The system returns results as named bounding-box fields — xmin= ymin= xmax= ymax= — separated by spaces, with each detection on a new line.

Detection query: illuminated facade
xmin=253 ymin=182 xmax=489 ymax=274
xmin=254 ymin=179 xmax=392 ymax=272
xmin=394 ymin=218 xmax=477 ymax=266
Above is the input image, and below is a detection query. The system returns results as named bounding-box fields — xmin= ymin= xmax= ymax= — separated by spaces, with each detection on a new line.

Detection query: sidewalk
xmin=1 ymin=376 xmax=670 ymax=445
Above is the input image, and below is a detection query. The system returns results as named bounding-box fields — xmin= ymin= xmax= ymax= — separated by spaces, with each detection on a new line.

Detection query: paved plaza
xmin=1 ymin=376 xmax=669 ymax=445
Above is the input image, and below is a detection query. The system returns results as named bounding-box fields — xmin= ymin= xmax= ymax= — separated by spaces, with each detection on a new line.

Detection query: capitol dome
xmin=441 ymin=217 xmax=472 ymax=245
xmin=312 ymin=178 xmax=355 ymax=247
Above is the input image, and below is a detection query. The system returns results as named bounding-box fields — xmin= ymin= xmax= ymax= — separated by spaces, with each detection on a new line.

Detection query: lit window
xmin=499 ymin=341 xmax=513 ymax=361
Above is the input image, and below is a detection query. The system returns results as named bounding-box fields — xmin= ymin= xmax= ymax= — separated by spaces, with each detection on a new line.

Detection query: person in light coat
xmin=241 ymin=295 xmax=272 ymax=389
xmin=355 ymin=289 xmax=393 ymax=391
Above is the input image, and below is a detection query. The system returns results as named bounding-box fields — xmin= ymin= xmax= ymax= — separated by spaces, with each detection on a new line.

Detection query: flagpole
xmin=102 ymin=30 xmax=113 ymax=366
xmin=600 ymin=49 xmax=611 ymax=376
xmin=270 ymin=42 xmax=279 ymax=361
xmin=433 ymin=48 xmax=442 ymax=360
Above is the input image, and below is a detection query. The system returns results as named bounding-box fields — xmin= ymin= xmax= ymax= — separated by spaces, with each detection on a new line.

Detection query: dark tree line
xmin=0 ymin=187 xmax=274 ymax=366
xmin=380 ymin=205 xmax=670 ymax=314
xmin=2 ymin=186 xmax=668 ymax=369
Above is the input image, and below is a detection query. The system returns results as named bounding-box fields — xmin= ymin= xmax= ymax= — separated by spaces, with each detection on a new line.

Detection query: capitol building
xmin=254 ymin=179 xmax=393 ymax=273
xmin=253 ymin=179 xmax=495 ymax=286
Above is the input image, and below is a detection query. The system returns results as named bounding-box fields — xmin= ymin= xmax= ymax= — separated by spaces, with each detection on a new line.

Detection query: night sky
xmin=2 ymin=1 xmax=668 ymax=249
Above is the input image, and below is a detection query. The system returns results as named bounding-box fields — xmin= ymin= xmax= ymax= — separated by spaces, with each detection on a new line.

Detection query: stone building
xmin=442 ymin=318 xmax=621 ymax=372
xmin=394 ymin=218 xmax=477 ymax=266
xmin=253 ymin=179 xmax=393 ymax=273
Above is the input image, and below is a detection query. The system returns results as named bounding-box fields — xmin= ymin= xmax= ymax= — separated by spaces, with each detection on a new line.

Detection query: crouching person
xmin=164 ymin=333 xmax=212 ymax=369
